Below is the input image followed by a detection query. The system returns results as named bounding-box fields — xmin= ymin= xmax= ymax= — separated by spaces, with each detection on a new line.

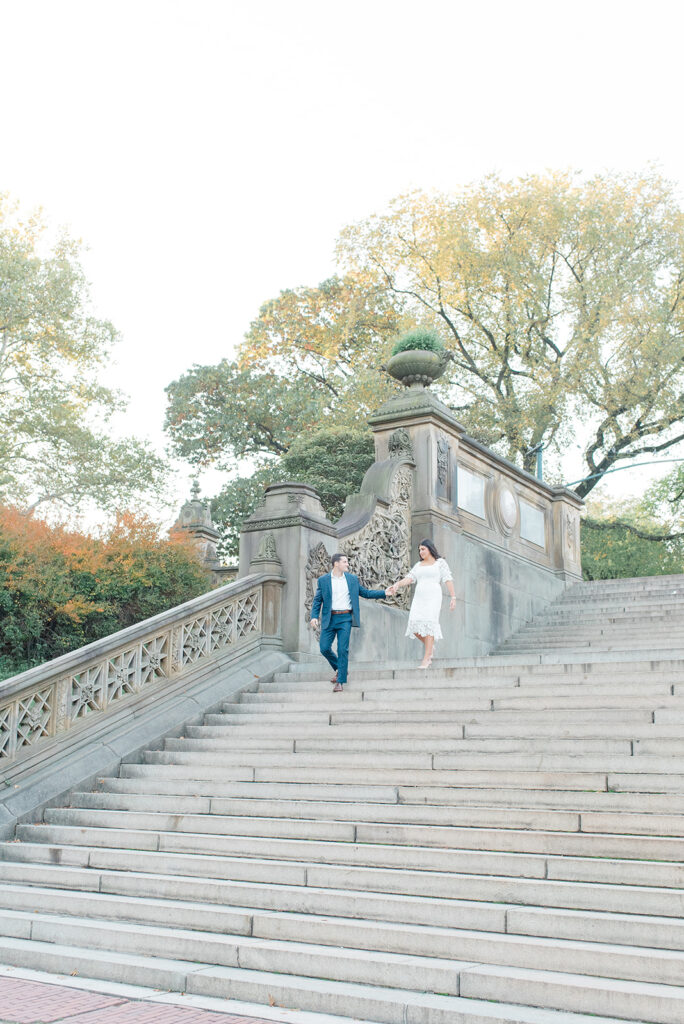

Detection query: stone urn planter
xmin=385 ymin=347 xmax=453 ymax=388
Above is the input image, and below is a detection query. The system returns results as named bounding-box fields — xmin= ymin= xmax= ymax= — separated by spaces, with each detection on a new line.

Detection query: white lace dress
xmin=405 ymin=558 xmax=453 ymax=642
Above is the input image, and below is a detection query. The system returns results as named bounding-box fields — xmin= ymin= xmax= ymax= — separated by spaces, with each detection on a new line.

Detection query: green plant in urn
xmin=384 ymin=328 xmax=453 ymax=387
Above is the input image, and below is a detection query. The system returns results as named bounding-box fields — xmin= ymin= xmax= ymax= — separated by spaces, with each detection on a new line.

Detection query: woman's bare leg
xmin=424 ymin=635 xmax=434 ymax=665
xmin=415 ymin=633 xmax=433 ymax=668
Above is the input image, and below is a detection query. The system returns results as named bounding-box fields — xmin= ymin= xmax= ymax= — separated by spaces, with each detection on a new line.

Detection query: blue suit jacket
xmin=311 ymin=572 xmax=385 ymax=629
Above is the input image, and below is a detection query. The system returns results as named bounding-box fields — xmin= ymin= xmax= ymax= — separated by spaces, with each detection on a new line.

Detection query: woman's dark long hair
xmin=418 ymin=538 xmax=441 ymax=560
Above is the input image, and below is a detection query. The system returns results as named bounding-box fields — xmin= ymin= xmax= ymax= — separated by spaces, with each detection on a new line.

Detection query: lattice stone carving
xmin=71 ymin=663 xmax=106 ymax=720
xmin=16 ymin=688 xmax=53 ymax=749
xmin=342 ymin=466 xmax=413 ymax=610
xmin=210 ymin=604 xmax=235 ymax=651
xmin=236 ymin=593 xmax=260 ymax=638
xmin=181 ymin=615 xmax=210 ymax=665
xmin=0 ymin=704 xmax=14 ymax=759
xmin=140 ymin=634 xmax=169 ymax=686
xmin=106 ymin=647 xmax=138 ymax=703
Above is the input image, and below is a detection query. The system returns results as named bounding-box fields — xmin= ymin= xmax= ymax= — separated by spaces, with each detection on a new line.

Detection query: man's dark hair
xmin=331 ymin=553 xmax=347 ymax=566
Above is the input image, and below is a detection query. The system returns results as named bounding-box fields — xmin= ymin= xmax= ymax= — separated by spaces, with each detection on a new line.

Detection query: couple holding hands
xmin=310 ymin=539 xmax=456 ymax=691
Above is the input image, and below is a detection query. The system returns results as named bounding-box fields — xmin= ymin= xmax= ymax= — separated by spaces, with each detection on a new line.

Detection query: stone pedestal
xmin=239 ymin=483 xmax=336 ymax=656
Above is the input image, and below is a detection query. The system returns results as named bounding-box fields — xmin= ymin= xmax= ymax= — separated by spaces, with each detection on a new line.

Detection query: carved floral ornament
xmin=255 ymin=533 xmax=279 ymax=562
xmin=564 ymin=509 xmax=580 ymax=562
xmin=436 ymin=433 xmax=449 ymax=486
xmin=0 ymin=584 xmax=265 ymax=765
xmin=388 ymin=428 xmax=414 ymax=461
xmin=305 ymin=464 xmax=414 ymax=617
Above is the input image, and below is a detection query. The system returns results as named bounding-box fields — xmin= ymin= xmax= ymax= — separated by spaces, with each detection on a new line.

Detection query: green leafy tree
xmin=338 ymin=170 xmax=684 ymax=496
xmin=165 ymin=362 xmax=321 ymax=467
xmin=279 ymin=426 xmax=375 ymax=521
xmin=165 ymin=275 xmax=407 ymax=470
xmin=210 ymin=427 xmax=375 ymax=560
xmin=582 ymin=494 xmax=684 ymax=579
xmin=0 ymin=194 xmax=166 ymax=513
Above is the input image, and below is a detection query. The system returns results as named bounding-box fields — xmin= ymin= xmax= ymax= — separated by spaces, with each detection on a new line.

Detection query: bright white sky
xmin=2 ymin=0 xmax=684 ymax=519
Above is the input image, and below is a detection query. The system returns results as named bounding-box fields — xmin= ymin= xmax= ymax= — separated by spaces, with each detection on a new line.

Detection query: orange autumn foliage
xmin=0 ymin=507 xmax=210 ymax=677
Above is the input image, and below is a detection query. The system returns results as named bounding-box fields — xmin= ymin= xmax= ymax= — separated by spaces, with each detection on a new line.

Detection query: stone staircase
xmin=0 ymin=577 xmax=684 ymax=1023
xmin=492 ymin=573 xmax=684 ymax=656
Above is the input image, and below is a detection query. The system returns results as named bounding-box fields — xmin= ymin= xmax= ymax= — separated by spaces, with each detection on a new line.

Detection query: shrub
xmin=0 ymin=508 xmax=210 ymax=679
xmin=391 ymin=327 xmax=445 ymax=356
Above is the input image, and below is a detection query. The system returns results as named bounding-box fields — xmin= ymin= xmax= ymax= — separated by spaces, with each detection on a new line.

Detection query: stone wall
xmin=239 ymin=386 xmax=583 ymax=664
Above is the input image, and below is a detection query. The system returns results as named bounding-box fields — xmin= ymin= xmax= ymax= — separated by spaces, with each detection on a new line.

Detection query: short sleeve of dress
xmin=437 ymin=558 xmax=453 ymax=583
xmin=408 ymin=563 xmax=420 ymax=583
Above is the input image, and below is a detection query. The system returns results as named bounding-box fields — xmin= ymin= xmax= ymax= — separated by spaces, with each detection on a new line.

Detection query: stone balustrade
xmin=0 ymin=571 xmax=284 ymax=769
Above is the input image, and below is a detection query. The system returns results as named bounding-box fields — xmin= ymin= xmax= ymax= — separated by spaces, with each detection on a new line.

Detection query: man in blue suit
xmin=310 ymin=553 xmax=389 ymax=692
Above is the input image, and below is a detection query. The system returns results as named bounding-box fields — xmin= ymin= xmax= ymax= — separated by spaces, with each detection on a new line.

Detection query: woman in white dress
xmin=388 ymin=539 xmax=456 ymax=669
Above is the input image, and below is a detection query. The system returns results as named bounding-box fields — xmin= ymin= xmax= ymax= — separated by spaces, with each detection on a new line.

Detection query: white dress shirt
xmin=330 ymin=572 xmax=351 ymax=610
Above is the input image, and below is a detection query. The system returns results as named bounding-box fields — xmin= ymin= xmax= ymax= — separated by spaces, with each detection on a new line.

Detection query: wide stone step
xmin=218 ymin=709 xmax=657 ymax=726
xmin=141 ymin=748 xmax=684 ymax=775
xmin=11 ymin=827 xmax=684 ymax=891
xmin=5 ymin=874 xmax=684 ymax=955
xmin=500 ymin=640 xmax=683 ymax=652
xmin=67 ymin=793 xmax=586 ymax=831
xmin=235 ymin=697 xmax=681 ymax=718
xmin=198 ymin=717 xmax=684 ymax=740
xmin=3 ymin=844 xmax=684 ymax=917
xmin=237 ymin=691 xmax=678 ymax=711
xmin=43 ymin=808 xmax=684 ymax=860
xmin=256 ymin=680 xmax=677 ymax=699
xmin=120 ymin=762 xmax=615 ymax=790
xmin=100 ymin=775 xmax=684 ymax=811
xmin=0 ymin=935 xmax=660 ymax=1024
xmin=258 ymin=679 xmax=678 ymax=698
xmin=9 ymin=827 xmax=555 ymax=878
xmin=331 ymin=709 xmax=657 ymax=724
xmin=73 ymin=788 xmax=684 ymax=835
xmin=174 ymin=735 xmax=635 ymax=755
xmin=80 ymin=785 xmax=684 ymax=829
xmin=2 ymin=904 xmax=684 ymax=990
xmin=271 ymin=658 xmax=684 ymax=683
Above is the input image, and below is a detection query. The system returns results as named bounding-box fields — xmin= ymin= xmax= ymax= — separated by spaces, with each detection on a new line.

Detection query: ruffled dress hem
xmin=406 ymin=620 xmax=443 ymax=641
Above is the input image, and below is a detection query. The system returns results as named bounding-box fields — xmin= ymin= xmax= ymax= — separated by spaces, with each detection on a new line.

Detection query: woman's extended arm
xmin=441 ymin=560 xmax=456 ymax=608
xmin=387 ymin=575 xmax=413 ymax=596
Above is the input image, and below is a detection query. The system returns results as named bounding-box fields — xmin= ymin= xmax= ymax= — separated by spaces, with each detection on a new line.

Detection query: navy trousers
xmin=319 ymin=612 xmax=353 ymax=684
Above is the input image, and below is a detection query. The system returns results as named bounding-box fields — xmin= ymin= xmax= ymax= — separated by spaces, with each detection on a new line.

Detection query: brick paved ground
xmin=0 ymin=977 xmax=278 ymax=1024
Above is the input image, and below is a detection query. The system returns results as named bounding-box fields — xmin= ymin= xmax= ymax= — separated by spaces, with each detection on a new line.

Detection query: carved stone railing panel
xmin=0 ymin=705 xmax=12 ymax=759
xmin=16 ymin=688 xmax=52 ymax=750
xmin=0 ymin=577 xmax=272 ymax=768
xmin=342 ymin=464 xmax=413 ymax=609
xmin=304 ymin=466 xmax=414 ymax=617
xmin=70 ymin=663 xmax=106 ymax=720
xmin=236 ymin=593 xmax=260 ymax=638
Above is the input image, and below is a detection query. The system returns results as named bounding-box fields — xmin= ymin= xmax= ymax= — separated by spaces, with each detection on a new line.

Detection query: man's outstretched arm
xmin=359 ymin=584 xmax=390 ymax=600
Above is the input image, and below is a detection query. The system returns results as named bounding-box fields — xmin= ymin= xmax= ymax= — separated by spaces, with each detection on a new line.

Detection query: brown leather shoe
xmin=332 ymin=682 xmax=343 ymax=692
xmin=330 ymin=672 xmax=338 ymax=684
